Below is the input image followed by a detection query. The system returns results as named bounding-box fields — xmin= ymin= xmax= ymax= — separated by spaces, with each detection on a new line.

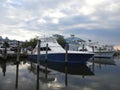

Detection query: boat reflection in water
xmin=88 ymin=57 xmax=116 ymax=72
xmin=0 ymin=59 xmax=94 ymax=90
xmin=15 ymin=61 xmax=19 ymax=89
xmin=89 ymin=57 xmax=116 ymax=65
xmin=0 ymin=60 xmax=6 ymax=77
xmin=28 ymin=59 xmax=94 ymax=88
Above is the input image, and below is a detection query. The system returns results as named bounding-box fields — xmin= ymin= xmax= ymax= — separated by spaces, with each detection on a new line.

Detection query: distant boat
xmin=27 ymin=37 xmax=94 ymax=65
xmin=91 ymin=44 xmax=115 ymax=58
xmin=78 ymin=42 xmax=115 ymax=58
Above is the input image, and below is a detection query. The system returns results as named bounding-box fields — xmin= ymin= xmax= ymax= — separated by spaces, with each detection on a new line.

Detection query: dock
xmin=0 ymin=41 xmax=27 ymax=60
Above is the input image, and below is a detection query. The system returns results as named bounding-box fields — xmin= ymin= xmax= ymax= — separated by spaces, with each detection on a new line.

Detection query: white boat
xmin=90 ymin=44 xmax=115 ymax=58
xmin=27 ymin=37 xmax=94 ymax=65
xmin=78 ymin=42 xmax=115 ymax=58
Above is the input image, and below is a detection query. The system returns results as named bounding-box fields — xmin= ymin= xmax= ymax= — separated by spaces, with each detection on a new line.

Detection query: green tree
xmin=56 ymin=36 xmax=67 ymax=49
xmin=29 ymin=38 xmax=38 ymax=48
xmin=22 ymin=37 xmax=38 ymax=49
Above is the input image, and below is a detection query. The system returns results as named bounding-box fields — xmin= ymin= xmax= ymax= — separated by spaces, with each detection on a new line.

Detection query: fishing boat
xmin=27 ymin=37 xmax=94 ymax=65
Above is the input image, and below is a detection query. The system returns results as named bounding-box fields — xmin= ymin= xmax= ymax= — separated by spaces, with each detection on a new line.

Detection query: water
xmin=0 ymin=56 xmax=120 ymax=90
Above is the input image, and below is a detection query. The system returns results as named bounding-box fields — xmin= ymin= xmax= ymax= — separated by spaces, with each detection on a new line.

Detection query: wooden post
xmin=36 ymin=65 xmax=39 ymax=90
xmin=30 ymin=48 xmax=33 ymax=60
xmin=65 ymin=44 xmax=68 ymax=86
xmin=65 ymin=66 xmax=68 ymax=86
xmin=36 ymin=40 xmax=40 ymax=90
xmin=92 ymin=57 xmax=95 ymax=72
xmin=45 ymin=43 xmax=48 ymax=79
xmin=15 ymin=62 xmax=19 ymax=89
xmin=15 ymin=41 xmax=20 ymax=89
xmin=91 ymin=46 xmax=95 ymax=71
xmin=92 ymin=46 xmax=94 ymax=53
xmin=2 ymin=60 xmax=6 ymax=76
xmin=17 ymin=41 xmax=20 ymax=62
xmin=4 ymin=45 xmax=7 ymax=60
xmin=65 ymin=44 xmax=68 ymax=63
xmin=37 ymin=40 xmax=40 ymax=65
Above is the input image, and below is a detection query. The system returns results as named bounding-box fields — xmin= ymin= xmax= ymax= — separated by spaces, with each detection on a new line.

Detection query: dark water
xmin=0 ymin=56 xmax=120 ymax=90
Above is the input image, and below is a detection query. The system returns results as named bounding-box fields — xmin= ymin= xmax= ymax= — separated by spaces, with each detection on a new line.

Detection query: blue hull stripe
xmin=27 ymin=53 xmax=93 ymax=64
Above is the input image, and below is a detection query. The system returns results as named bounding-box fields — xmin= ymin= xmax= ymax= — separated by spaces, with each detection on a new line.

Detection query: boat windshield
xmin=41 ymin=37 xmax=57 ymax=43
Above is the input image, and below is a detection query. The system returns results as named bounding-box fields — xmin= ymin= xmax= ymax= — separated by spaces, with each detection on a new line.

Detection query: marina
xmin=0 ymin=0 xmax=120 ymax=90
xmin=0 ymin=36 xmax=120 ymax=90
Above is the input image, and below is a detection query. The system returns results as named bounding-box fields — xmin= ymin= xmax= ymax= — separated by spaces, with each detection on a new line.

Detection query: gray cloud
xmin=0 ymin=0 xmax=120 ymax=45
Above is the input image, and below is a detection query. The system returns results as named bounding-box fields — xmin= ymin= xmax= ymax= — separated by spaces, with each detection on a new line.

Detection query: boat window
xmin=79 ymin=48 xmax=88 ymax=51
xmin=41 ymin=37 xmax=57 ymax=43
xmin=40 ymin=47 xmax=51 ymax=51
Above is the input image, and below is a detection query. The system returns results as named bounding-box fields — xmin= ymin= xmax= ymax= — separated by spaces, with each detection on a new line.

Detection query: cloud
xmin=0 ymin=0 xmax=120 ymax=45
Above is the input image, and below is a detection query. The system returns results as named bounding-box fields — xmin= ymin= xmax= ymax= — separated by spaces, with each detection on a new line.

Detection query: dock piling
xmin=65 ymin=44 xmax=68 ymax=86
xmin=92 ymin=46 xmax=94 ymax=53
xmin=17 ymin=41 xmax=20 ymax=62
xmin=45 ymin=43 xmax=48 ymax=79
xmin=15 ymin=41 xmax=20 ymax=89
xmin=36 ymin=40 xmax=40 ymax=90
xmin=65 ymin=44 xmax=68 ymax=63
xmin=36 ymin=65 xmax=39 ymax=90
xmin=3 ymin=41 xmax=8 ymax=60
xmin=37 ymin=40 xmax=40 ymax=65
xmin=15 ymin=61 xmax=19 ymax=89
xmin=92 ymin=58 xmax=95 ymax=72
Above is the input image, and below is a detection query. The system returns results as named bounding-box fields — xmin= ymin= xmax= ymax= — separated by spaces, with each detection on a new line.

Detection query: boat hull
xmin=94 ymin=51 xmax=115 ymax=58
xmin=27 ymin=53 xmax=93 ymax=65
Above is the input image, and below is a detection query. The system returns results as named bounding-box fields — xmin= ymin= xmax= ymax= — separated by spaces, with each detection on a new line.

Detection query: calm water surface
xmin=0 ymin=56 xmax=120 ymax=90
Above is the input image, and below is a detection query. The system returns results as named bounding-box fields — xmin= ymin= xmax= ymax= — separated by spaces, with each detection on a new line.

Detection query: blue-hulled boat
xmin=27 ymin=37 xmax=94 ymax=65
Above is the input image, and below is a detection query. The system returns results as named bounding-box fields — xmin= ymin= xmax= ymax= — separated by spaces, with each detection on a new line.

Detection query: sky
xmin=0 ymin=0 xmax=120 ymax=47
